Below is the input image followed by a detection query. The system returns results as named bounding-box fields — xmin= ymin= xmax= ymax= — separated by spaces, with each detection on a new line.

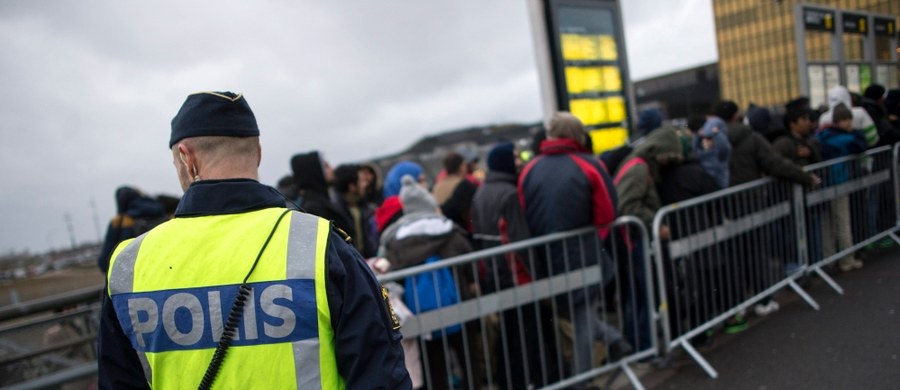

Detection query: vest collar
xmin=175 ymin=179 xmax=286 ymax=217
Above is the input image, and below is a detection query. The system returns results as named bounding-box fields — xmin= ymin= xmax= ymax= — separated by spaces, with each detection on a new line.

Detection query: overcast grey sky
xmin=0 ymin=0 xmax=716 ymax=254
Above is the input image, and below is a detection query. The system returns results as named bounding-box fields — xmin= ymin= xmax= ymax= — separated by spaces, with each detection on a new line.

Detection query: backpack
xmin=403 ymin=255 xmax=461 ymax=339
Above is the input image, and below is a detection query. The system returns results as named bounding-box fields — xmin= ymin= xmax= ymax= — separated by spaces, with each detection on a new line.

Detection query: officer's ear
xmin=176 ymin=143 xmax=199 ymax=178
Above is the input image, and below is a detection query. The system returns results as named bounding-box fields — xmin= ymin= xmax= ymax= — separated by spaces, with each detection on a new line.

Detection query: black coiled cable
xmin=198 ymin=209 xmax=291 ymax=390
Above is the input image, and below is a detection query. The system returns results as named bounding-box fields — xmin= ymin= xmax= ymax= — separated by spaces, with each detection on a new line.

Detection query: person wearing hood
xmin=359 ymin=162 xmax=384 ymax=207
xmin=290 ymin=151 xmax=353 ymax=235
xmin=97 ymin=186 xmax=166 ymax=274
xmin=818 ymin=86 xmax=879 ymax=147
xmin=694 ymin=117 xmax=732 ymax=189
xmin=378 ymin=175 xmax=475 ymax=390
xmin=613 ymin=126 xmax=684 ymax=350
xmin=714 ymin=100 xmax=818 ymax=187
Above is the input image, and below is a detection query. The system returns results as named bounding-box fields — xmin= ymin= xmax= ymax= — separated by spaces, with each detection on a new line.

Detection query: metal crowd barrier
xmin=652 ymin=176 xmax=821 ymax=378
xmin=801 ymin=145 xmax=900 ymax=293
xmin=378 ymin=216 xmax=657 ymax=390
xmin=0 ymin=301 xmax=100 ymax=388
xmin=651 ymin=145 xmax=900 ymax=379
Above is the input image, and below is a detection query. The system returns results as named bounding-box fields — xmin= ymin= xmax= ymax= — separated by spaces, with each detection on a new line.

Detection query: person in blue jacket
xmin=816 ymin=103 xmax=867 ymax=272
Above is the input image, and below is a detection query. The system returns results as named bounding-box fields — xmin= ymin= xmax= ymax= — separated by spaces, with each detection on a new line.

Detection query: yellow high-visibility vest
xmin=108 ymin=208 xmax=344 ymax=389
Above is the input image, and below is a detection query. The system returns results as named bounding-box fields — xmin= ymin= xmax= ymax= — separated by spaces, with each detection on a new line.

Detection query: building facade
xmin=713 ymin=0 xmax=899 ymax=109
xmin=634 ymin=62 xmax=721 ymax=120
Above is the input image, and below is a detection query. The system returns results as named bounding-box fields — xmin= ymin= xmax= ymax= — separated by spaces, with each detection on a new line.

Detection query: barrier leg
xmin=621 ymin=363 xmax=645 ymax=390
xmin=679 ymin=339 xmax=718 ymax=379
xmin=890 ymin=231 xmax=900 ymax=246
xmin=811 ymin=266 xmax=844 ymax=295
xmin=788 ymin=279 xmax=822 ymax=309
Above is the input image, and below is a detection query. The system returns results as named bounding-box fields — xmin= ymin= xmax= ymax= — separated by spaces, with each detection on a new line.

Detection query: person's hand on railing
xmin=809 ymin=173 xmax=822 ymax=188
xmin=659 ymin=224 xmax=671 ymax=241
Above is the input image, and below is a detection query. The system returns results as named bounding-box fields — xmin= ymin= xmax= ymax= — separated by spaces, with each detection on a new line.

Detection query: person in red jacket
xmin=518 ymin=112 xmax=631 ymax=379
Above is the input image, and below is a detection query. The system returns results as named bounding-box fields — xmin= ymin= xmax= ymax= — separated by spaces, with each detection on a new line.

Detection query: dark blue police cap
xmin=169 ymin=91 xmax=259 ymax=148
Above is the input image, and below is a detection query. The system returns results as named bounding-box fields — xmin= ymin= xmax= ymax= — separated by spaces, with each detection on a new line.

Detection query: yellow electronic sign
xmin=553 ymin=4 xmax=632 ymax=154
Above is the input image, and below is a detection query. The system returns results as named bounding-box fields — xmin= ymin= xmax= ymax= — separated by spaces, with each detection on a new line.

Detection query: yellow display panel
xmin=598 ymin=35 xmax=617 ymax=61
xmin=589 ymin=127 xmax=628 ymax=154
xmin=562 ymin=34 xmax=599 ymax=61
xmin=561 ymin=34 xmax=618 ymax=62
xmin=606 ymin=96 xmax=626 ymax=122
xmin=565 ymin=66 xmax=622 ymax=94
xmin=570 ymin=98 xmax=607 ymax=126
xmin=570 ymin=96 xmax=626 ymax=126
xmin=601 ymin=66 xmax=621 ymax=92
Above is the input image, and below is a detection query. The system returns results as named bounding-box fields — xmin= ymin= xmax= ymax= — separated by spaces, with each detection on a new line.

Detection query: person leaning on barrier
xmin=98 ymin=91 xmax=411 ymax=389
xmin=714 ymin=101 xmax=820 ymax=187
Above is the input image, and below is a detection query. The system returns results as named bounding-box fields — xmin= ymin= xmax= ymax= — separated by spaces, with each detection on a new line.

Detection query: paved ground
xmin=642 ymin=247 xmax=900 ymax=390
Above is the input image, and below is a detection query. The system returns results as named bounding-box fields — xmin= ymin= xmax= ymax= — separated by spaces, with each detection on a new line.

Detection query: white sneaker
xmin=754 ymin=301 xmax=780 ymax=316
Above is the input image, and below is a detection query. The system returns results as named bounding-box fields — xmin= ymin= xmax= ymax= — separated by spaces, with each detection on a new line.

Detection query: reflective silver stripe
xmin=287 ymin=212 xmax=321 ymax=279
xmin=286 ymin=211 xmax=325 ymax=389
xmin=106 ymin=233 xmax=153 ymax=385
xmin=108 ymin=234 xmax=146 ymax=295
xmin=293 ymin=339 xmax=321 ymax=390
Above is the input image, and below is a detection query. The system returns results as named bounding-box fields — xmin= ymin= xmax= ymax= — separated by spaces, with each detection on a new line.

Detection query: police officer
xmin=98 ymin=91 xmax=411 ymax=389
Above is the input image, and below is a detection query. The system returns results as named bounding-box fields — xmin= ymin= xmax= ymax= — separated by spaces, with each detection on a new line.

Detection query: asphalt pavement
xmin=643 ymin=246 xmax=900 ymax=390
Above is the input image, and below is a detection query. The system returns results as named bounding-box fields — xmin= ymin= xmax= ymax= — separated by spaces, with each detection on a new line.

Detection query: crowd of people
xmin=96 ymin=84 xmax=900 ymax=390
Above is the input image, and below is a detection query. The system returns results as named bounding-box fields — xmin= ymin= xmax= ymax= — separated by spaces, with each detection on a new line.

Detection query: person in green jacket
xmin=613 ymin=125 xmax=685 ymax=350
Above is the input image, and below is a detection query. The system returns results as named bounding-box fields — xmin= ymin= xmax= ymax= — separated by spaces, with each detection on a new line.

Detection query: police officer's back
xmin=98 ymin=91 xmax=411 ymax=389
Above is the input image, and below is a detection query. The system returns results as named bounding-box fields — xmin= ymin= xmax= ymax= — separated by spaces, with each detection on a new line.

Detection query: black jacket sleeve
xmin=325 ymin=232 xmax=412 ymax=389
xmin=98 ymin=293 xmax=151 ymax=390
xmin=753 ymin=133 xmax=813 ymax=186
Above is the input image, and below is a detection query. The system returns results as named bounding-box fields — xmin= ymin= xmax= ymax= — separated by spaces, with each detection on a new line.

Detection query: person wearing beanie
xmin=378 ymin=175 xmax=475 ymax=389
xmin=472 ymin=141 xmax=558 ymax=388
xmin=399 ymin=175 xmax=438 ymax=215
xmin=375 ymin=160 xmax=426 ymax=234
xmin=817 ymin=103 xmax=867 ymax=273
xmin=99 ymin=92 xmax=411 ymax=389
xmin=818 ymin=85 xmax=879 ymax=147
xmin=637 ymin=108 xmax=664 ymax=137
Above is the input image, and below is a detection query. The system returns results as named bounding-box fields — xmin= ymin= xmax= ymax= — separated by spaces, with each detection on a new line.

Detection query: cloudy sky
xmin=0 ymin=0 xmax=716 ymax=254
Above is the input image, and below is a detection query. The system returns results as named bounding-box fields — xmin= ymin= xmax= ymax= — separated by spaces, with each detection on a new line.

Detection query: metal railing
xmin=378 ymin=216 xmax=656 ymax=390
xmin=651 ymin=145 xmax=900 ymax=378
